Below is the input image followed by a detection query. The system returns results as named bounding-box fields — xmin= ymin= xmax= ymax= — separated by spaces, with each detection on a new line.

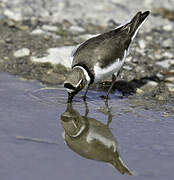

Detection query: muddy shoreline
xmin=0 ymin=17 xmax=173 ymax=102
xmin=0 ymin=1 xmax=174 ymax=107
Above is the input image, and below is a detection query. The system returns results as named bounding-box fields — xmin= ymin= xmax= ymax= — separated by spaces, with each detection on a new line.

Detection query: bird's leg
xmin=105 ymin=74 xmax=117 ymax=99
xmin=84 ymin=100 xmax=89 ymax=117
xmin=105 ymin=70 xmax=121 ymax=99
xmin=83 ymin=84 xmax=90 ymax=101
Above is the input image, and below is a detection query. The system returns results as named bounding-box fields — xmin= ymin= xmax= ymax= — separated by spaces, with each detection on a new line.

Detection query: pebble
xmin=138 ymin=39 xmax=146 ymax=49
xmin=163 ymin=52 xmax=173 ymax=59
xmin=31 ymin=29 xmax=45 ymax=35
xmin=125 ymin=56 xmax=132 ymax=62
xmin=170 ymin=60 xmax=174 ymax=66
xmin=31 ymin=46 xmax=74 ymax=68
xmin=155 ymin=53 xmax=163 ymax=60
xmin=163 ymin=24 xmax=173 ymax=32
xmin=135 ymin=66 xmax=144 ymax=73
xmin=156 ymin=95 xmax=166 ymax=101
xmin=4 ymin=9 xmax=22 ymax=21
xmin=146 ymin=81 xmax=158 ymax=87
xmin=123 ymin=65 xmax=132 ymax=70
xmin=168 ymin=87 xmax=174 ymax=94
xmin=162 ymin=39 xmax=173 ymax=48
xmin=17 ymin=25 xmax=29 ymax=31
xmin=5 ymin=38 xmax=12 ymax=43
xmin=14 ymin=48 xmax=30 ymax=58
xmin=69 ymin=25 xmax=85 ymax=34
xmin=156 ymin=60 xmax=172 ymax=69
xmin=156 ymin=73 xmax=164 ymax=80
xmin=140 ymin=81 xmax=158 ymax=92
xmin=165 ymin=83 xmax=174 ymax=88
xmin=42 ymin=25 xmax=58 ymax=32
xmin=3 ymin=57 xmax=9 ymax=60
xmin=136 ymin=88 xmax=144 ymax=95
xmin=165 ymin=77 xmax=174 ymax=83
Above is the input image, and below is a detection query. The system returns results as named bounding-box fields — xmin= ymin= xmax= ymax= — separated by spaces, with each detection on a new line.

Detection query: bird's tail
xmin=111 ymin=155 xmax=133 ymax=176
xmin=123 ymin=11 xmax=150 ymax=40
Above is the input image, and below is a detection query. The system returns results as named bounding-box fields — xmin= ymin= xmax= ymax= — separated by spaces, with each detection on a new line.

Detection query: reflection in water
xmin=61 ymin=102 xmax=132 ymax=175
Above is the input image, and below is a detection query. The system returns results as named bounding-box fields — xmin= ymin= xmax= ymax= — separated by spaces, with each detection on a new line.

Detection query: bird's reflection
xmin=61 ymin=101 xmax=132 ymax=175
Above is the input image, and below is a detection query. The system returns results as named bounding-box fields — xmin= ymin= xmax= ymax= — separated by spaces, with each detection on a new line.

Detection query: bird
xmin=64 ymin=11 xmax=150 ymax=102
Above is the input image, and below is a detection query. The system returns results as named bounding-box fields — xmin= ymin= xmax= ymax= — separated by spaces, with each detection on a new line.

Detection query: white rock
xmin=155 ymin=53 xmax=162 ymax=60
xmin=14 ymin=48 xmax=30 ymax=58
xmin=138 ymin=39 xmax=146 ymax=49
xmin=31 ymin=29 xmax=45 ymax=35
xmin=162 ymin=39 xmax=173 ymax=48
xmin=169 ymin=59 xmax=174 ymax=66
xmin=168 ymin=87 xmax=174 ymax=94
xmin=165 ymin=83 xmax=174 ymax=91
xmin=31 ymin=46 xmax=74 ymax=68
xmin=146 ymin=81 xmax=158 ymax=87
xmin=125 ymin=56 xmax=132 ymax=62
xmin=163 ymin=24 xmax=173 ymax=32
xmin=69 ymin=25 xmax=85 ymax=33
xmin=4 ymin=9 xmax=22 ymax=21
xmin=163 ymin=52 xmax=173 ymax=59
xmin=156 ymin=60 xmax=172 ymax=69
xmin=123 ymin=65 xmax=132 ymax=70
xmin=165 ymin=77 xmax=174 ymax=83
xmin=42 ymin=25 xmax=58 ymax=32
xmin=136 ymin=88 xmax=144 ymax=94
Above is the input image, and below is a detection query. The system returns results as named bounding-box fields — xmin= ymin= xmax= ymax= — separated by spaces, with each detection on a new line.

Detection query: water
xmin=0 ymin=72 xmax=174 ymax=180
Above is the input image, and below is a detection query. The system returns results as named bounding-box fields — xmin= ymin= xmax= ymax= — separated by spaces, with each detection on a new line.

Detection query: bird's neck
xmin=72 ymin=65 xmax=91 ymax=85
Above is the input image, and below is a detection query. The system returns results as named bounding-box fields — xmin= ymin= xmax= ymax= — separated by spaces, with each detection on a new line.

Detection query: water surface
xmin=0 ymin=72 xmax=174 ymax=180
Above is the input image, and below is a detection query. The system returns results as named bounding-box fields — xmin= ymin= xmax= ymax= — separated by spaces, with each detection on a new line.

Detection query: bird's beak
xmin=68 ymin=92 xmax=75 ymax=103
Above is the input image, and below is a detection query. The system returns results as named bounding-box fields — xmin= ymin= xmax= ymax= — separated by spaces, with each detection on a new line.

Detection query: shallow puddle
xmin=0 ymin=72 xmax=174 ymax=180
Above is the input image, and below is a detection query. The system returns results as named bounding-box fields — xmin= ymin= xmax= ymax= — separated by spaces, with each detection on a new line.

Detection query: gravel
xmin=0 ymin=0 xmax=173 ymax=101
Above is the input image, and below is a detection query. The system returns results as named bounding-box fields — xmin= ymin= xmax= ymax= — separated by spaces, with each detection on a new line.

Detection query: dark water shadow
xmin=98 ymin=75 xmax=161 ymax=95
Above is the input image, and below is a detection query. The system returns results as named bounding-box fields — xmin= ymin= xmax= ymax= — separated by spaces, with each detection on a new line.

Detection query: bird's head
xmin=64 ymin=68 xmax=87 ymax=102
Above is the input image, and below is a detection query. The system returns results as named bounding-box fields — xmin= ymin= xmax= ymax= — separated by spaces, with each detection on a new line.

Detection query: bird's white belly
xmin=94 ymin=50 xmax=128 ymax=82
xmin=94 ymin=59 xmax=123 ymax=83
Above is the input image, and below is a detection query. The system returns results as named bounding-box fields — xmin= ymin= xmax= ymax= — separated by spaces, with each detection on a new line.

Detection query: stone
xmin=69 ymin=25 xmax=85 ymax=34
xmin=31 ymin=46 xmax=74 ymax=68
xmin=146 ymin=81 xmax=158 ymax=87
xmin=14 ymin=48 xmax=30 ymax=58
xmin=162 ymin=39 xmax=173 ymax=48
xmin=140 ymin=81 xmax=158 ymax=93
xmin=136 ymin=88 xmax=144 ymax=95
xmin=163 ymin=52 xmax=173 ymax=59
xmin=165 ymin=83 xmax=174 ymax=88
xmin=165 ymin=77 xmax=174 ymax=83
xmin=156 ymin=60 xmax=172 ymax=69
xmin=31 ymin=29 xmax=45 ymax=35
xmin=4 ymin=9 xmax=22 ymax=21
xmin=163 ymin=24 xmax=173 ymax=31
xmin=123 ymin=65 xmax=132 ymax=70
xmin=18 ymin=25 xmax=29 ymax=31
xmin=42 ymin=25 xmax=58 ymax=32
xmin=138 ymin=39 xmax=146 ymax=49
xmin=168 ymin=87 xmax=174 ymax=94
